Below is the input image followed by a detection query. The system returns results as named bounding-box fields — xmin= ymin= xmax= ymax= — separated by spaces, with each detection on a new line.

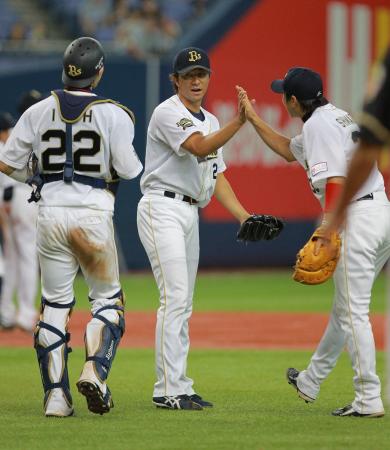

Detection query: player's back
xmin=3 ymin=91 xmax=142 ymax=211
xmin=302 ymin=103 xmax=385 ymax=201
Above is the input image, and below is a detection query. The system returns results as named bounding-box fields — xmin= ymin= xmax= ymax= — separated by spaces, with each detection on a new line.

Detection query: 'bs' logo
xmin=68 ymin=65 xmax=82 ymax=77
xmin=188 ymin=51 xmax=201 ymax=62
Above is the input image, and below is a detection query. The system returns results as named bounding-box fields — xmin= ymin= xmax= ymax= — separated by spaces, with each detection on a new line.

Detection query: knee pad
xmin=34 ymin=297 xmax=75 ymax=408
xmin=85 ymin=291 xmax=125 ymax=383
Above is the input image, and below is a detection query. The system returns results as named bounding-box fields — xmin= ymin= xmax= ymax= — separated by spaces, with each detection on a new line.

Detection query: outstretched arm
xmin=182 ymin=118 xmax=243 ymax=158
xmin=182 ymin=87 xmax=247 ymax=158
xmin=213 ymin=172 xmax=251 ymax=224
xmin=236 ymin=86 xmax=295 ymax=162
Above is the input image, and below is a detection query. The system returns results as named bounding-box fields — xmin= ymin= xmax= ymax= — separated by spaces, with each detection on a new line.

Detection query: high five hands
xmin=236 ymin=85 xmax=257 ymax=123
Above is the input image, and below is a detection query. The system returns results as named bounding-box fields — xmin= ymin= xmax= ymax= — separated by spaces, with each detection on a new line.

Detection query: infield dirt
xmin=0 ymin=311 xmax=384 ymax=350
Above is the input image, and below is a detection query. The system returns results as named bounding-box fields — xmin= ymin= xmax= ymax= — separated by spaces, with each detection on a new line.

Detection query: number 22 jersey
xmin=0 ymin=90 xmax=142 ymax=211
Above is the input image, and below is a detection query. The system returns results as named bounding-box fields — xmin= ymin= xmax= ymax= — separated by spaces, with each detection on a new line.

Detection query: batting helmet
xmin=62 ymin=37 xmax=105 ymax=88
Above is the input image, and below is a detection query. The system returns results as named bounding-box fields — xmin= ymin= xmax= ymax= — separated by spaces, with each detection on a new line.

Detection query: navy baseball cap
xmin=0 ymin=111 xmax=16 ymax=131
xmin=173 ymin=47 xmax=211 ymax=75
xmin=271 ymin=67 xmax=323 ymax=101
xmin=18 ymin=89 xmax=43 ymax=115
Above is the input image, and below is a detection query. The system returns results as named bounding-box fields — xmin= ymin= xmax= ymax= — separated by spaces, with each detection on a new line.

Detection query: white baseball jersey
xmin=289 ymin=103 xmax=385 ymax=207
xmin=0 ymin=91 xmax=142 ymax=211
xmin=288 ymin=102 xmax=390 ymax=415
xmin=140 ymin=94 xmax=226 ymax=208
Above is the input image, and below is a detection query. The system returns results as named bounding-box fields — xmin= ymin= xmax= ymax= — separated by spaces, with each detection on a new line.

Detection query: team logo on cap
xmin=176 ymin=118 xmax=194 ymax=130
xmin=188 ymin=51 xmax=201 ymax=62
xmin=68 ymin=64 xmax=82 ymax=77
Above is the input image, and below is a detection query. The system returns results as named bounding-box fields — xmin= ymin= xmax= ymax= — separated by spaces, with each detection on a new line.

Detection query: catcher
xmin=238 ymin=66 xmax=388 ymax=418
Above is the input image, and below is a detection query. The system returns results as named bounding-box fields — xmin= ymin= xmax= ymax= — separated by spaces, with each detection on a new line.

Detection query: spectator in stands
xmin=112 ymin=0 xmax=180 ymax=57
xmin=78 ymin=0 xmax=114 ymax=35
xmin=8 ymin=22 xmax=28 ymax=41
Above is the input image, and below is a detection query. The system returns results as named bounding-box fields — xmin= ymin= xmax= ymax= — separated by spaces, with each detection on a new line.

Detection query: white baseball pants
xmin=35 ymin=206 xmax=123 ymax=413
xmin=297 ymin=191 xmax=390 ymax=414
xmin=37 ymin=207 xmax=121 ymax=304
xmin=137 ymin=194 xmax=199 ymax=397
xmin=0 ymin=185 xmax=38 ymax=329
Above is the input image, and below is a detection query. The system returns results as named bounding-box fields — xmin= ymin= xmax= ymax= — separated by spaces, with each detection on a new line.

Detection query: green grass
xmin=68 ymin=270 xmax=386 ymax=313
xmin=7 ymin=271 xmax=387 ymax=449
xmin=0 ymin=348 xmax=389 ymax=450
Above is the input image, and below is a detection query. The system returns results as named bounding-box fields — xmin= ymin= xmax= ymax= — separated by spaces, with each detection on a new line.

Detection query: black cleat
xmin=189 ymin=394 xmax=213 ymax=407
xmin=332 ymin=404 xmax=385 ymax=418
xmin=286 ymin=368 xmax=315 ymax=404
xmin=77 ymin=381 xmax=113 ymax=415
xmin=152 ymin=395 xmax=203 ymax=410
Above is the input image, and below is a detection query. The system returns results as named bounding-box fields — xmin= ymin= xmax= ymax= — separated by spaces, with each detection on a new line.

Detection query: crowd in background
xmin=80 ymin=0 xmax=209 ymax=57
xmin=2 ymin=0 xmax=211 ymax=57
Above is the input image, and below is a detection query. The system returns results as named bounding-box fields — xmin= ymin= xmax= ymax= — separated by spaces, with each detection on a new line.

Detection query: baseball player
xmin=137 ymin=47 xmax=282 ymax=410
xmin=0 ymin=37 xmax=142 ymax=417
xmin=0 ymin=112 xmax=15 ymax=329
xmin=325 ymin=48 xmax=390 ymax=232
xmin=17 ymin=90 xmax=44 ymax=116
xmin=238 ymin=67 xmax=390 ymax=417
xmin=0 ymin=93 xmax=43 ymax=332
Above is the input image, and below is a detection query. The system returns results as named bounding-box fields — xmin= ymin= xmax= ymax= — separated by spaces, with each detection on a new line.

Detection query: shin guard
xmin=85 ymin=303 xmax=125 ymax=382
xmin=34 ymin=297 xmax=74 ymax=414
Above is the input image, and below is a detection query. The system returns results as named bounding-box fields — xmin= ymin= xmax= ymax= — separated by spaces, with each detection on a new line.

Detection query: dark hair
xmin=286 ymin=92 xmax=328 ymax=118
xmin=169 ymin=72 xmax=179 ymax=93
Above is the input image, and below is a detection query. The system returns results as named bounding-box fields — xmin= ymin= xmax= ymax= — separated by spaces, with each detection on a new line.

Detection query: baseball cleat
xmin=46 ymin=410 xmax=74 ymax=418
xmin=77 ymin=381 xmax=113 ymax=415
xmin=331 ymin=404 xmax=385 ymax=418
xmin=152 ymin=395 xmax=203 ymax=410
xmin=44 ymin=388 xmax=74 ymax=417
xmin=286 ymin=368 xmax=315 ymax=403
xmin=189 ymin=394 xmax=213 ymax=407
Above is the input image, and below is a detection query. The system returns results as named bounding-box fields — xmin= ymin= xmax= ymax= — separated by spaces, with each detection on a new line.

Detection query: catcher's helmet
xmin=62 ymin=37 xmax=105 ymax=88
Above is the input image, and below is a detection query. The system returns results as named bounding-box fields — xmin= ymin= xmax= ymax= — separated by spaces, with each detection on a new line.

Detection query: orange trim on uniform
xmin=324 ymin=182 xmax=343 ymax=212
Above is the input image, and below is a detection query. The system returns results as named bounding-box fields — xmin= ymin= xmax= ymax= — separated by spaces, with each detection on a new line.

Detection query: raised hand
xmin=236 ymin=85 xmax=257 ymax=123
xmin=236 ymin=85 xmax=247 ymax=124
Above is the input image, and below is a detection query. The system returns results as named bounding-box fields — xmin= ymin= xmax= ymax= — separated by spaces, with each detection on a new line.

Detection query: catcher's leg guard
xmin=34 ymin=297 xmax=75 ymax=417
xmin=77 ymin=290 xmax=124 ymax=415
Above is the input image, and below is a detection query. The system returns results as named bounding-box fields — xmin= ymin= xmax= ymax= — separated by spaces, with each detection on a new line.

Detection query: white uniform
xmin=0 ymin=90 xmax=142 ymax=416
xmin=0 ymin=144 xmax=38 ymax=330
xmin=289 ymin=103 xmax=390 ymax=414
xmin=137 ymin=94 xmax=225 ymax=397
xmin=0 ymin=157 xmax=6 ymax=292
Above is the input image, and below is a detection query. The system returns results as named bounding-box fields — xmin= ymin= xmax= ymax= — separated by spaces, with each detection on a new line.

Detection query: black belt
xmin=356 ymin=193 xmax=373 ymax=201
xmin=41 ymin=173 xmax=119 ymax=195
xmin=164 ymin=190 xmax=198 ymax=204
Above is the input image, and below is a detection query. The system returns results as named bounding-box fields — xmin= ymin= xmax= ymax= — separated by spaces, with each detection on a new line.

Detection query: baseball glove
xmin=237 ymin=214 xmax=284 ymax=242
xmin=293 ymin=227 xmax=341 ymax=285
